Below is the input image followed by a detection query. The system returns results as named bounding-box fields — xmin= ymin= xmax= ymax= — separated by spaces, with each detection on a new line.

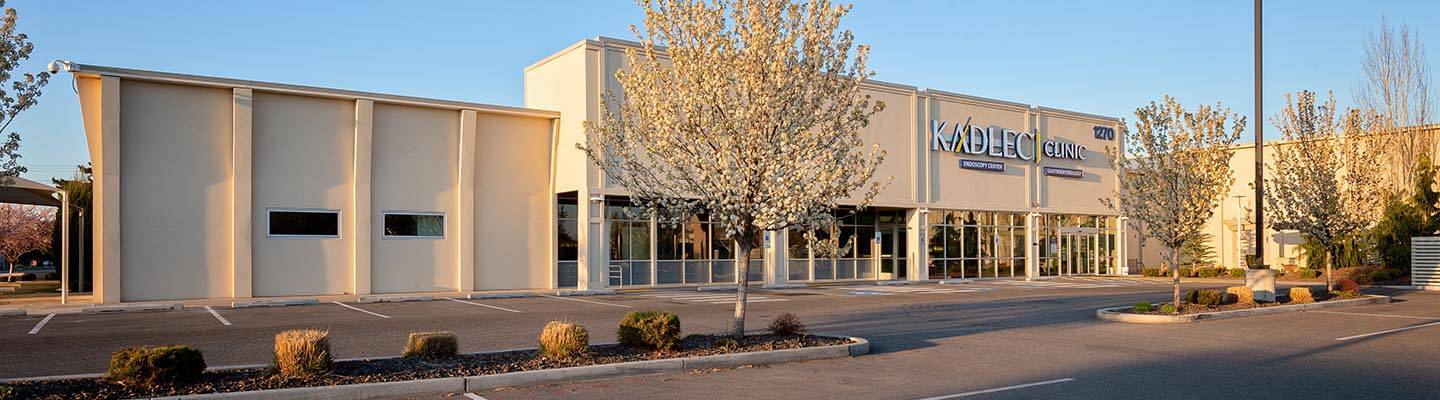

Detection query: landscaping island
xmin=1097 ymin=281 xmax=1391 ymax=324
xmin=0 ymin=312 xmax=863 ymax=400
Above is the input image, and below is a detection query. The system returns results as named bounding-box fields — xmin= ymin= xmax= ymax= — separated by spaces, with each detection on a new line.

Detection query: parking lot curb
xmin=875 ymin=280 xmax=912 ymax=286
xmin=697 ymin=285 xmax=739 ymax=292
xmin=143 ymin=336 xmax=867 ymax=400
xmin=555 ymin=289 xmax=616 ymax=296
xmin=761 ymin=283 xmax=808 ymax=289
xmin=230 ymin=298 xmax=319 ymax=308
xmin=0 ymin=306 xmax=25 ymax=317
xmin=467 ymin=292 xmax=534 ymax=299
xmin=357 ymin=294 xmax=433 ymax=303
xmin=1095 ymin=295 xmax=1392 ymax=324
xmin=80 ymin=302 xmax=182 ymax=314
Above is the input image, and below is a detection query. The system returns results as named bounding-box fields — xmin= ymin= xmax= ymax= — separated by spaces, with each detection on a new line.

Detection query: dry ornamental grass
xmin=274 ymin=329 xmax=332 ymax=379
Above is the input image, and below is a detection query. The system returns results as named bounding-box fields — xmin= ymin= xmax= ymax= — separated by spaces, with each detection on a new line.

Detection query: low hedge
xmin=1298 ymin=268 xmax=1320 ymax=279
xmin=1227 ymin=268 xmax=1246 ymax=278
xmin=617 ymin=311 xmax=682 ymax=351
xmin=1185 ymin=289 xmax=1224 ymax=307
xmin=107 ymin=345 xmax=206 ymax=387
xmin=1141 ymin=267 xmax=1165 ymax=277
xmin=403 ymin=331 xmax=459 ymax=359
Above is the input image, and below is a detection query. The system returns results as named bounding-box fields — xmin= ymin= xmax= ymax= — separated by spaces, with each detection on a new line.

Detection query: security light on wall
xmin=47 ymin=60 xmax=73 ymax=74
xmin=588 ymin=194 xmax=605 ymax=202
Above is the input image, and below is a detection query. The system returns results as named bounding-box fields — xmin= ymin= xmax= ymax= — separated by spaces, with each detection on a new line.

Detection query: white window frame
xmin=381 ymin=211 xmax=447 ymax=239
xmin=266 ymin=208 xmax=342 ymax=239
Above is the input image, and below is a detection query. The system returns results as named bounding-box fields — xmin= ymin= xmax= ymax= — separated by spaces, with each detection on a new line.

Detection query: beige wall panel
xmin=474 ymin=114 xmax=554 ymax=290
xmin=251 ymin=92 xmax=354 ymax=297
xmin=524 ymin=45 xmax=591 ymax=194
xmin=117 ymin=80 xmax=232 ymax=301
xmin=849 ymin=87 xmax=917 ymax=207
xmin=370 ymin=103 xmax=459 ymax=293
xmin=927 ymin=98 xmax=1030 ymax=211
xmin=1034 ymin=113 xmax=1116 ymax=215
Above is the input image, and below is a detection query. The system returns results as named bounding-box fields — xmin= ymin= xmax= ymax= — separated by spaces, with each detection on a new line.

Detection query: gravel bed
xmin=2 ymin=334 xmax=849 ymax=400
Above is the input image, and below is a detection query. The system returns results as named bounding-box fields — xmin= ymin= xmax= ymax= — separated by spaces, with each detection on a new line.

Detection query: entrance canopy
xmin=0 ymin=176 xmax=60 ymax=207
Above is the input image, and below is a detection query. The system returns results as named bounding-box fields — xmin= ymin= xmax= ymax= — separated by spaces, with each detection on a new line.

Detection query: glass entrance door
xmin=1059 ymin=233 xmax=1097 ymax=276
xmin=876 ymin=225 xmax=907 ymax=280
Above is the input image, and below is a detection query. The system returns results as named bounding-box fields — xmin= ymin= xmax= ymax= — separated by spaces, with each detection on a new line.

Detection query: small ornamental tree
xmin=1105 ymin=96 xmax=1245 ymax=307
xmin=0 ymin=203 xmax=53 ymax=277
xmin=0 ymin=0 xmax=50 ymax=186
xmin=1265 ymin=91 xmax=1386 ymax=291
xmin=581 ymin=0 xmax=887 ymax=337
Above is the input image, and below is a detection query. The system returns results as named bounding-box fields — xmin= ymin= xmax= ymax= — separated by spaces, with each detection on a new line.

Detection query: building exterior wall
xmin=73 ymin=64 xmax=559 ymax=303
xmin=249 ymin=92 xmax=356 ymax=297
xmin=117 ymin=80 xmax=233 ymax=301
xmin=370 ymin=103 xmax=459 ymax=294
xmin=525 ymin=37 xmax=1126 ymax=289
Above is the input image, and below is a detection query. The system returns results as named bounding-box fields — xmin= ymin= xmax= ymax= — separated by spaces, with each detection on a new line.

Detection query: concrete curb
xmin=0 ymin=306 xmax=26 ymax=317
xmin=697 ymin=285 xmax=738 ymax=292
xmin=1096 ymin=295 xmax=1392 ymax=324
xmin=875 ymin=280 xmax=912 ymax=286
xmin=938 ymin=279 xmax=973 ymax=285
xmin=761 ymin=283 xmax=808 ymax=289
xmin=357 ymin=294 xmax=432 ymax=304
xmin=467 ymin=292 xmax=534 ymax=299
xmin=81 ymin=302 xmax=182 ymax=314
xmin=142 ymin=336 xmax=866 ymax=400
xmin=555 ymin=289 xmax=616 ymax=296
xmin=230 ymin=298 xmax=318 ymax=308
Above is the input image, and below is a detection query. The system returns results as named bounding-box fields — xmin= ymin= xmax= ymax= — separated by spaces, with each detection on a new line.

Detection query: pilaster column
xmin=457 ymin=110 xmax=477 ymax=292
xmin=95 ymin=76 xmax=122 ymax=304
xmin=763 ymin=230 xmax=788 ymax=287
xmin=231 ymin=88 xmax=253 ymax=299
xmin=352 ymin=100 xmax=373 ymax=295
xmin=909 ymin=209 xmax=927 ymax=282
xmin=1026 ymin=212 xmax=1039 ymax=280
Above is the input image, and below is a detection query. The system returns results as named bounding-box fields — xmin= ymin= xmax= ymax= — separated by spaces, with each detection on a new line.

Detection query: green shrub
xmin=1142 ymin=267 xmax=1164 ymax=277
xmin=1289 ymin=287 xmax=1314 ymax=304
xmin=1132 ymin=301 xmax=1153 ymax=313
xmin=539 ymin=321 xmax=590 ymax=360
xmin=403 ymin=331 xmax=459 ymax=359
xmin=1178 ymin=267 xmax=1194 ymax=278
xmin=1298 ymin=268 xmax=1320 ymax=279
xmin=1185 ymin=289 xmax=1224 ymax=307
xmin=274 ymin=329 xmax=332 ymax=379
xmin=1228 ymin=268 xmax=1246 ymax=278
xmin=0 ymin=384 xmax=17 ymax=399
xmin=1196 ymin=267 xmax=1219 ymax=278
xmin=107 ymin=345 xmax=207 ymax=387
xmin=1369 ymin=269 xmax=1397 ymax=282
xmin=768 ymin=312 xmax=808 ymax=336
xmin=716 ymin=336 xmax=740 ymax=351
xmin=1159 ymin=303 xmax=1177 ymax=314
xmin=617 ymin=311 xmax=682 ymax=351
xmin=1226 ymin=286 xmax=1255 ymax=305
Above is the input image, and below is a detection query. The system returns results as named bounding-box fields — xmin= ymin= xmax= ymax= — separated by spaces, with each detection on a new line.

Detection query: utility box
xmin=1413 ymin=237 xmax=1440 ymax=290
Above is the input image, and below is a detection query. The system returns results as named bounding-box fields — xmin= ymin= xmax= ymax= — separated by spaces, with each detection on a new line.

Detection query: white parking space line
xmin=204 ymin=306 xmax=232 ymax=326
xmin=27 ymin=314 xmax=55 ymax=335
xmin=914 ymin=378 xmax=1076 ymax=400
xmin=331 ymin=301 xmax=391 ymax=318
xmin=538 ymin=294 xmax=632 ymax=308
xmin=1308 ymin=310 xmax=1440 ymax=321
xmin=706 ymin=298 xmax=788 ymax=304
xmin=1335 ymin=321 xmax=1440 ymax=341
xmin=445 ymin=297 xmax=523 ymax=313
xmin=463 ymin=393 xmax=488 ymax=400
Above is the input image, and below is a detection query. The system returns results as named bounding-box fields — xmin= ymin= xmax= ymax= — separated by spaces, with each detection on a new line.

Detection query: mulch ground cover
xmin=2 ymin=333 xmax=849 ymax=400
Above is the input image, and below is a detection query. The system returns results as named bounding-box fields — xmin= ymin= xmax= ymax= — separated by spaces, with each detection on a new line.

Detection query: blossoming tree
xmin=0 ymin=203 xmax=53 ymax=278
xmin=581 ymin=0 xmax=887 ymax=336
xmin=1265 ymin=91 xmax=1386 ymax=291
xmin=1106 ymin=96 xmax=1245 ymax=308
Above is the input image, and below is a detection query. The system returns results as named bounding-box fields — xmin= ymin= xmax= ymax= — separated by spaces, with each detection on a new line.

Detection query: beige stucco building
xmin=65 ymin=37 xmax=1127 ymax=303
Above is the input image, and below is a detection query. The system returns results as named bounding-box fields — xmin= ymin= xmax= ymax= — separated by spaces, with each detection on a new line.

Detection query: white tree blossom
xmin=581 ymin=0 xmax=887 ymax=336
xmin=1106 ymin=96 xmax=1244 ymax=308
xmin=1265 ymin=91 xmax=1386 ymax=291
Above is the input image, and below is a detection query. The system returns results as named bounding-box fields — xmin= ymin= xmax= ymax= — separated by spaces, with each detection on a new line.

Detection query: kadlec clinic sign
xmin=929 ymin=119 xmax=1087 ymax=161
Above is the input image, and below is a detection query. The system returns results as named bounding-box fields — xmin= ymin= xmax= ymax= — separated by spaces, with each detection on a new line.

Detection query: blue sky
xmin=8 ymin=0 xmax=1439 ymax=182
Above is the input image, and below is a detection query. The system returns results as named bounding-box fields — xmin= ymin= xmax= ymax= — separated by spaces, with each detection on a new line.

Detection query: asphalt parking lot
xmin=7 ymin=277 xmax=1440 ymax=399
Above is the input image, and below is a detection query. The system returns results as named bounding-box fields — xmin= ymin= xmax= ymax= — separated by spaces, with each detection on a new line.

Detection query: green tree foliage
xmin=1373 ymin=155 xmax=1440 ymax=271
xmin=1178 ymin=232 xmax=1215 ymax=268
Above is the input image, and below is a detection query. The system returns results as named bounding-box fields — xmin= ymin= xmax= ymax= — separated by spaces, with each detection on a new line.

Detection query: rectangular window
xmin=268 ymin=209 xmax=340 ymax=238
xmin=382 ymin=212 xmax=445 ymax=238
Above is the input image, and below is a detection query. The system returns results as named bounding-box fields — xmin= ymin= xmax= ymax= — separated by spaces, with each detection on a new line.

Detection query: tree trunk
xmin=731 ymin=240 xmax=752 ymax=338
xmin=1171 ymin=251 xmax=1182 ymax=308
xmin=1325 ymin=250 xmax=1334 ymax=292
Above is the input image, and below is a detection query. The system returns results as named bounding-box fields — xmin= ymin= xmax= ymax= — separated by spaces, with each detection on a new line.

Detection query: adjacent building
xmin=66 ymin=37 xmax=1126 ymax=303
